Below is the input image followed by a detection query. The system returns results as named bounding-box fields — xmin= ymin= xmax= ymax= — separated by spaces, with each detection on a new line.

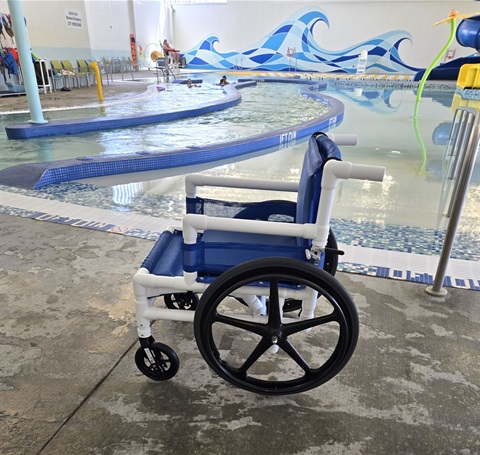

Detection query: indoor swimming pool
xmin=0 ymin=76 xmax=478 ymax=289
xmin=0 ymin=80 xmax=330 ymax=165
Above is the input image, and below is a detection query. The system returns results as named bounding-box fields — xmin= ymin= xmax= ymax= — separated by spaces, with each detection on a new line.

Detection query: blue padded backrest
xmin=296 ymin=133 xmax=342 ymax=225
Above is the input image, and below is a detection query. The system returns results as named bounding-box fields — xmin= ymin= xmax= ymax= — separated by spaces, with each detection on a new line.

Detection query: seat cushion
xmin=183 ymin=230 xmax=309 ymax=276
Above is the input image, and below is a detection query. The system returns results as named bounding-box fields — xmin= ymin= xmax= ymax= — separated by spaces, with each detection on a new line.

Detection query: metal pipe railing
xmin=426 ymin=107 xmax=480 ymax=296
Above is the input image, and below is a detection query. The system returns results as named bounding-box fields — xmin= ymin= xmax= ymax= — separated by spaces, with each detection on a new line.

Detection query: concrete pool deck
xmin=0 ymin=71 xmax=157 ymax=113
xmin=1 ymin=212 xmax=479 ymax=455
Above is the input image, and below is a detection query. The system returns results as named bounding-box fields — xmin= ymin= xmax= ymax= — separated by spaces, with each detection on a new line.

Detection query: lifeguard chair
xmin=286 ymin=47 xmax=297 ymax=72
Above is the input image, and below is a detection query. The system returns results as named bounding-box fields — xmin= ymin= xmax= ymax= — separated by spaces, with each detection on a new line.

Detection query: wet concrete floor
xmin=1 ymin=213 xmax=479 ymax=455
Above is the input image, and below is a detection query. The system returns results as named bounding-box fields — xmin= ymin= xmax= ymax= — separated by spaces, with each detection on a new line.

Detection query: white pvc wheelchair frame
xmin=133 ymin=133 xmax=385 ymax=339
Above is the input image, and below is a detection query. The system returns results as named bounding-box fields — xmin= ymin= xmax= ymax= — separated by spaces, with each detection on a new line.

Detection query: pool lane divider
xmin=0 ymin=79 xmax=344 ymax=189
xmin=4 ymin=81 xmax=256 ymax=140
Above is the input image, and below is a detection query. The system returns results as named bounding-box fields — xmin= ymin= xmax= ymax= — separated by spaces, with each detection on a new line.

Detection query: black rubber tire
xmin=164 ymin=292 xmax=199 ymax=310
xmin=194 ymin=257 xmax=358 ymax=395
xmin=135 ymin=342 xmax=180 ymax=381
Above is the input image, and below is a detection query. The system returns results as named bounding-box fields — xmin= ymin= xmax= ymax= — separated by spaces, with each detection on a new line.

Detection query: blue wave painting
xmin=184 ymin=7 xmax=420 ymax=73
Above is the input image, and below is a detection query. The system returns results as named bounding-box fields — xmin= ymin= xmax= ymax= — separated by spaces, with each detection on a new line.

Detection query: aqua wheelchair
xmin=133 ymin=133 xmax=385 ymax=395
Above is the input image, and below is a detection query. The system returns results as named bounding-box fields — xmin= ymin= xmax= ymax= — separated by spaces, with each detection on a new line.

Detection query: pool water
xmin=79 ymin=84 xmax=479 ymax=237
xmin=0 ymin=78 xmax=479 ymax=241
xmin=0 ymin=81 xmax=329 ymax=166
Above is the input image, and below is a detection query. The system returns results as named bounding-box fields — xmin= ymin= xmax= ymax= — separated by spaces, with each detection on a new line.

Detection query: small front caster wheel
xmin=135 ymin=342 xmax=179 ymax=381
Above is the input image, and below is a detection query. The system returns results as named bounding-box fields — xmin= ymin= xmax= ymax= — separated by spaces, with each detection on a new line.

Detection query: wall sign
xmin=65 ymin=8 xmax=83 ymax=29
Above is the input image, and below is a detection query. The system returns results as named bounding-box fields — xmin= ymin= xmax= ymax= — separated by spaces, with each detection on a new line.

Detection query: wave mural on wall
xmin=183 ymin=7 xmax=421 ymax=74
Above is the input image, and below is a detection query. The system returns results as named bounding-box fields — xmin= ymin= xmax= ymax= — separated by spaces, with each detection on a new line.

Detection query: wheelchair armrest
xmin=182 ymin=214 xmax=317 ymax=245
xmin=185 ymin=174 xmax=299 ymax=198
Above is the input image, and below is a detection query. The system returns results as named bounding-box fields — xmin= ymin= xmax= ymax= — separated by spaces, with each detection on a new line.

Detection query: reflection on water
xmin=0 ymin=80 xmax=478 ymax=235
xmin=0 ymin=82 xmax=328 ymax=166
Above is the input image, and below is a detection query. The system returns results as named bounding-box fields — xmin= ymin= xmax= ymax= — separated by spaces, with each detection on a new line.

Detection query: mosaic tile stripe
xmin=1 ymin=182 xmax=478 ymax=261
xmin=1 ymin=203 xmax=477 ymax=291
xmin=330 ymin=219 xmax=479 ymax=261
xmin=337 ymin=262 xmax=480 ymax=291
xmin=0 ymin=205 xmax=162 ymax=241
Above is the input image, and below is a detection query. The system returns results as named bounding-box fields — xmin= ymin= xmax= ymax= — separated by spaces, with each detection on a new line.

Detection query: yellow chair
xmin=77 ymin=59 xmax=95 ymax=86
xmin=61 ymin=60 xmax=88 ymax=88
xmin=124 ymin=56 xmax=140 ymax=72
xmin=50 ymin=60 xmax=74 ymax=90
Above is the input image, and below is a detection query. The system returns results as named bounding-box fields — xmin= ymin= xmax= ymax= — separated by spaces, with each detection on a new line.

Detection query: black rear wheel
xmin=324 ymin=228 xmax=339 ymax=276
xmin=194 ymin=257 xmax=358 ymax=395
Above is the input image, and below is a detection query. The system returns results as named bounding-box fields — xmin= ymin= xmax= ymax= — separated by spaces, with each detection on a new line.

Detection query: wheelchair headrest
xmin=296 ymin=133 xmax=342 ymax=225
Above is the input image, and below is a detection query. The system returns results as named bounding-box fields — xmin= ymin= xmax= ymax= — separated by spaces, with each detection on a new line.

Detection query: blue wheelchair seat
xmin=143 ymin=133 xmax=342 ymax=280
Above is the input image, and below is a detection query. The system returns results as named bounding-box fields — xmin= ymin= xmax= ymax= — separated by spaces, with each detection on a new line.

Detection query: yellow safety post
xmin=90 ymin=61 xmax=104 ymax=102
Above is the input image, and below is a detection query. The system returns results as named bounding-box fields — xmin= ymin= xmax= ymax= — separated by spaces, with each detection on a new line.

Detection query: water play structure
xmin=414 ymin=14 xmax=480 ymax=81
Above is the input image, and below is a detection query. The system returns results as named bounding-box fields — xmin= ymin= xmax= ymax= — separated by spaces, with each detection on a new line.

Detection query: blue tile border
xmin=4 ymin=81 xmax=256 ymax=139
xmin=0 ymin=81 xmax=343 ymax=189
xmin=337 ymin=262 xmax=479 ymax=291
xmin=0 ymin=202 xmax=477 ymax=291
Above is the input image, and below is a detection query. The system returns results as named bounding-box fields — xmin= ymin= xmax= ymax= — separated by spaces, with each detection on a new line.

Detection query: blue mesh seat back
xmin=185 ymin=133 xmax=341 ymax=225
xmin=294 ymin=134 xmax=342 ymax=248
xmin=186 ymin=197 xmax=296 ymax=222
xmin=296 ymin=133 xmax=342 ymax=226
xmin=183 ymin=230 xmax=307 ymax=279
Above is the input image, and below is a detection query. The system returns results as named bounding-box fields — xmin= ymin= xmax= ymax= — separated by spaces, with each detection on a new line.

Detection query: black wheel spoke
xmin=214 ymin=313 xmax=267 ymax=337
xmin=282 ymin=311 xmax=340 ymax=336
xmin=238 ymin=337 xmax=272 ymax=373
xmin=278 ymin=338 xmax=312 ymax=374
xmin=268 ymin=279 xmax=282 ymax=326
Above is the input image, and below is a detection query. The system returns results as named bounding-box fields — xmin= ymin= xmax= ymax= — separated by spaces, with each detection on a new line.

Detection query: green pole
xmin=414 ymin=19 xmax=456 ymax=119
xmin=413 ymin=18 xmax=456 ymax=172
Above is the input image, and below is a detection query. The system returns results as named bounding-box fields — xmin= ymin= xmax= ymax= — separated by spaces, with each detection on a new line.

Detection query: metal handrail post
xmin=426 ymin=107 xmax=480 ymax=296
xmin=446 ymin=112 xmax=465 ymax=177
xmin=446 ymin=112 xmax=476 ymax=217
